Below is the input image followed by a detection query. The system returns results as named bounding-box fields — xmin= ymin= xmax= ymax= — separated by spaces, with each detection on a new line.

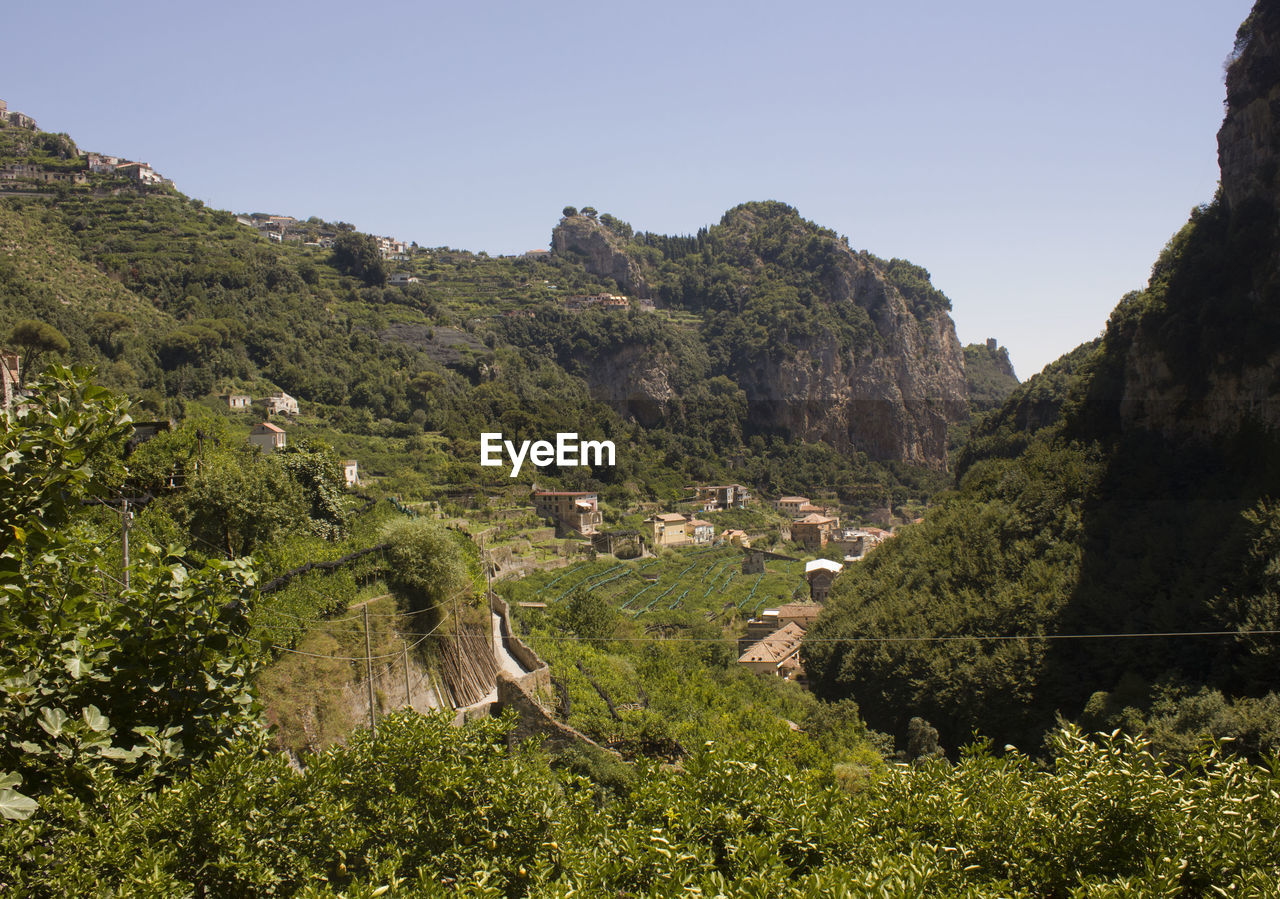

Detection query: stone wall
xmin=487 ymin=592 xmax=611 ymax=756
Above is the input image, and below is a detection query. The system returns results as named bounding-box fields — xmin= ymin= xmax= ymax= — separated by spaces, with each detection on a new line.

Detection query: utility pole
xmin=363 ymin=604 xmax=376 ymax=739
xmin=120 ymin=498 xmax=131 ymax=590
xmin=402 ymin=639 xmax=411 ymax=710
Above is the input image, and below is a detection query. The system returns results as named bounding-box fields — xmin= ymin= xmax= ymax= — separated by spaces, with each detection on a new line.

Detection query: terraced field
xmin=499 ymin=546 xmax=807 ymax=630
xmin=494 ymin=545 xmax=819 ymax=753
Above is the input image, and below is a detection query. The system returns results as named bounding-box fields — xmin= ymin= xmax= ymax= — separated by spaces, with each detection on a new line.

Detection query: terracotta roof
xmin=778 ymin=603 xmax=823 ymax=621
xmin=255 ymin=422 xmax=284 ymax=433
xmin=777 ymin=496 xmax=808 ymax=503
xmin=738 ymin=622 xmax=806 ymax=665
xmin=796 ymin=513 xmax=836 ymax=524
xmin=534 ymin=491 xmax=594 ymax=497
xmin=654 ymin=512 xmax=686 ymax=522
xmin=687 ymin=518 xmax=713 ymax=527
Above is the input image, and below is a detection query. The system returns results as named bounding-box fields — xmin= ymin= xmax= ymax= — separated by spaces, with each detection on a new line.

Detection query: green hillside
xmin=806 ymin=4 xmax=1280 ymax=755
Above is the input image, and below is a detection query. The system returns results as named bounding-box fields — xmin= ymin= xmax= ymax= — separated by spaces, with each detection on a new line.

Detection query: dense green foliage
xmin=808 ymin=83 xmax=1280 ymax=752
xmin=0 ymin=369 xmax=261 ymax=812
xmin=962 ymin=340 xmax=1019 ymax=413
xmin=4 ymin=714 xmax=1278 ymax=896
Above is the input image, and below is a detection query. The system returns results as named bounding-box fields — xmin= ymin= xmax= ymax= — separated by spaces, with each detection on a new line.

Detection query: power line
xmin=268 ymin=615 xmax=450 ymax=662
xmin=520 ymin=629 xmax=1280 ymax=644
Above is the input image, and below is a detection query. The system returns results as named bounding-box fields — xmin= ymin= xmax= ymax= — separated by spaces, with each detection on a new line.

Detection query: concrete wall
xmin=487 ymin=591 xmax=612 ymax=756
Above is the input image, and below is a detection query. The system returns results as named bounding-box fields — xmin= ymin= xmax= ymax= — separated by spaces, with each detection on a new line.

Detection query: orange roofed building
xmin=533 ymin=490 xmax=602 ymax=535
xmin=738 ymin=622 xmax=806 ymax=680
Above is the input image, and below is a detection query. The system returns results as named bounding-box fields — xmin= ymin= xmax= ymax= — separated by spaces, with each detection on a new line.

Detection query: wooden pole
xmin=120 ymin=499 xmax=130 ymax=590
xmin=364 ymin=604 xmax=376 ymax=739
xmin=402 ymin=640 xmax=411 ymax=709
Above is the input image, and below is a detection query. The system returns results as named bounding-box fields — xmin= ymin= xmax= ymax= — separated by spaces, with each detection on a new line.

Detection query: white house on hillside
xmin=265 ymin=391 xmax=298 ymax=415
xmin=249 ymin=422 xmax=286 ymax=453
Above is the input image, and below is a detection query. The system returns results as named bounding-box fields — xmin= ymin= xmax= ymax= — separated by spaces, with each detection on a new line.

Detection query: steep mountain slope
xmin=806 ymin=0 xmax=1280 ymax=752
xmin=0 ymin=126 xmax=972 ymax=506
xmin=553 ymin=202 xmax=969 ymax=467
xmin=964 ymin=339 xmax=1019 ymax=413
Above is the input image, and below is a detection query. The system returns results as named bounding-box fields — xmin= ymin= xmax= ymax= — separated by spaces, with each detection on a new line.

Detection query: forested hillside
xmin=806 ymin=1 xmax=1280 ymax=756
xmin=0 ymin=133 xmax=973 ymax=510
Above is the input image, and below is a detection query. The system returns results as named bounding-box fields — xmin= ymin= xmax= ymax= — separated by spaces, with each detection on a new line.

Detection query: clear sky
xmin=2 ymin=0 xmax=1255 ymax=378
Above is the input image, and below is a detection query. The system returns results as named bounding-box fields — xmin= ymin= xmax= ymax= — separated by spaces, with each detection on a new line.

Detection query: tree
xmin=562 ymin=206 xmax=578 ymax=218
xmin=8 ymin=319 xmax=69 ymax=386
xmin=581 ymin=206 xmax=598 ymax=218
xmin=0 ymin=368 xmax=261 ymax=815
xmin=177 ymin=447 xmax=311 ymax=557
xmin=331 ymin=232 xmax=386 ymax=287
xmin=382 ymin=518 xmax=472 ymax=612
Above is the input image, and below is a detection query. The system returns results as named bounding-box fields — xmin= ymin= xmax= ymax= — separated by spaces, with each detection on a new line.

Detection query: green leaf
xmin=0 ymin=787 xmax=38 ymax=821
xmin=37 ymin=707 xmax=67 ymax=738
xmin=82 ymin=705 xmax=109 ymax=733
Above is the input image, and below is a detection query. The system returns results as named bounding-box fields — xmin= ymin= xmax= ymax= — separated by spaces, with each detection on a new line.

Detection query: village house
xmin=740 ymin=547 xmax=796 ymax=575
xmin=265 ymin=391 xmax=299 ymax=415
xmin=690 ymin=484 xmax=750 ymax=511
xmin=776 ymin=496 xmax=809 ymax=517
xmin=532 ymin=490 xmax=603 ymax=535
xmin=113 ymin=161 xmax=166 ymax=185
xmin=737 ymin=621 xmax=806 ymax=680
xmin=222 ymin=393 xmax=251 ymax=411
xmin=721 ymin=528 xmax=751 ymax=548
xmin=376 ymin=236 xmax=409 ymax=261
xmin=389 ymin=273 xmax=420 ymax=286
xmin=591 ymin=529 xmax=644 ymax=558
xmin=343 ymin=460 xmax=360 ymax=487
xmin=565 ymin=293 xmax=630 ymax=311
xmin=0 ymin=164 xmax=87 ymax=186
xmin=804 ymin=559 xmax=843 ymax=603
xmin=778 ymin=601 xmax=824 ymax=629
xmin=646 ymin=512 xmax=691 ymax=547
xmin=248 ymin=422 xmax=286 ymax=453
xmin=87 ymin=153 xmax=121 ymax=174
xmin=0 ymin=101 xmax=35 ymax=130
xmin=791 ymin=512 xmax=838 ymax=550
xmin=686 ymin=517 xmax=715 ymax=546
xmin=830 ymin=527 xmax=891 ymax=559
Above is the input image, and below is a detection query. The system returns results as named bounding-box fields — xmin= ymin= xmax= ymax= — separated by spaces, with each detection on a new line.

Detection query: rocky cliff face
xmin=1119 ymin=0 xmax=1280 ymax=440
xmin=1219 ymin=4 xmax=1280 ymax=215
xmin=551 ymin=215 xmax=649 ymax=297
xmin=737 ymin=256 xmax=968 ymax=466
xmin=553 ymin=206 xmax=969 ymax=467
xmin=585 ymin=343 xmax=677 ymax=428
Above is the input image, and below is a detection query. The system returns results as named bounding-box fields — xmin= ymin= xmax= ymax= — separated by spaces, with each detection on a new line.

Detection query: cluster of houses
xmin=375 ymin=236 xmax=409 ymax=262
xmin=736 ymin=558 xmax=844 ymax=682
xmin=236 ymin=214 xmax=317 ymax=246
xmin=222 ymin=390 xmax=299 ymax=415
xmin=247 ymin=421 xmax=360 ymax=487
xmin=645 ymin=512 xmax=716 ymax=547
xmin=0 ymin=99 xmax=37 ymax=131
xmin=235 ymin=214 xmax=339 ymax=249
xmin=0 ymin=100 xmax=171 ymax=190
xmin=775 ymin=494 xmax=890 ymax=556
xmin=85 ymin=153 xmax=169 ymax=186
xmin=563 ymin=293 xmax=657 ymax=312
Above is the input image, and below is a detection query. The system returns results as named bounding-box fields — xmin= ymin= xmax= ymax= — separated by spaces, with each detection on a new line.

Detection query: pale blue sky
xmin=2 ymin=0 xmax=1254 ymax=377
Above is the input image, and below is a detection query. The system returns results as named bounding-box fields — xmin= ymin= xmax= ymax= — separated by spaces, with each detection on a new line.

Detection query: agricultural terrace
xmin=492 ymin=546 xmax=855 ymax=761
